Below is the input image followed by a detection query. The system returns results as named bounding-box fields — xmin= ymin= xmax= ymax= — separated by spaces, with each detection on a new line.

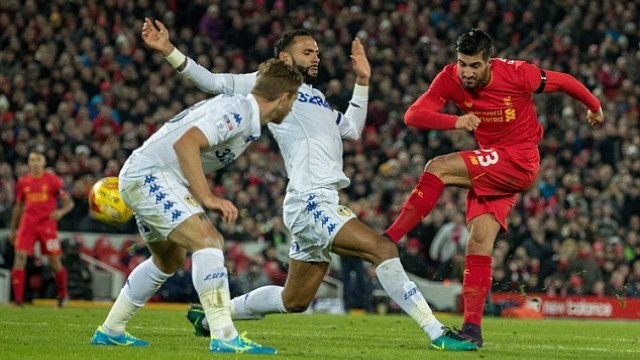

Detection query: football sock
xmin=231 ymin=285 xmax=286 ymax=316
xmin=102 ymin=294 xmax=140 ymax=335
xmin=192 ymin=248 xmax=237 ymax=341
xmin=104 ymin=257 xmax=173 ymax=334
xmin=462 ymin=255 xmax=492 ymax=327
xmin=11 ymin=269 xmax=25 ymax=304
xmin=375 ymin=258 xmax=444 ymax=340
xmin=54 ymin=268 xmax=68 ymax=300
xmin=384 ymin=172 xmax=444 ymax=243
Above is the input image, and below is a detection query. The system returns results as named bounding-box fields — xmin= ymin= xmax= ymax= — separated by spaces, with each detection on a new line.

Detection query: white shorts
xmin=283 ymin=188 xmax=357 ymax=262
xmin=119 ymin=169 xmax=204 ymax=243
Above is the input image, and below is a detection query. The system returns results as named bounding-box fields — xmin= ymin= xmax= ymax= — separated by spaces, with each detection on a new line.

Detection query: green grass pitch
xmin=1 ymin=304 xmax=638 ymax=359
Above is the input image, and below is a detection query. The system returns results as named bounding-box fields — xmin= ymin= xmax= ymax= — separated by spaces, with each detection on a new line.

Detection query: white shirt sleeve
xmin=336 ymin=87 xmax=368 ymax=141
xmin=180 ymin=58 xmax=257 ymax=95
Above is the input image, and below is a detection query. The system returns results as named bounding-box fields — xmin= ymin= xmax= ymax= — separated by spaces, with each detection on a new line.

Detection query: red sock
xmin=11 ymin=269 xmax=26 ymax=304
xmin=462 ymin=255 xmax=492 ymax=327
xmin=54 ymin=268 xmax=68 ymax=300
xmin=384 ymin=172 xmax=444 ymax=243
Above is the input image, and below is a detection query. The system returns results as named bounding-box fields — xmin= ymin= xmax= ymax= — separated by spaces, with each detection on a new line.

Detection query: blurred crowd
xmin=1 ymin=0 xmax=639 ymax=303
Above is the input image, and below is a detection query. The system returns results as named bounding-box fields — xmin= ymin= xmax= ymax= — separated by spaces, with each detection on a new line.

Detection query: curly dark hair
xmin=273 ymin=29 xmax=314 ymax=58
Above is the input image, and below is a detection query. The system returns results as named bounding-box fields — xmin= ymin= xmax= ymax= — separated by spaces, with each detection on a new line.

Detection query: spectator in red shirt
xmin=9 ymin=149 xmax=75 ymax=307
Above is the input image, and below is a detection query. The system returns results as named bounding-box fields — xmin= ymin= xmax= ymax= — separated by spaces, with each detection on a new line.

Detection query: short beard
xmin=295 ymin=64 xmax=317 ymax=85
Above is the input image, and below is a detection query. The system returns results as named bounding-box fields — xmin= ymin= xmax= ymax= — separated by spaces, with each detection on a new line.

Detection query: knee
xmin=13 ymin=253 xmax=27 ymax=269
xmin=370 ymin=237 xmax=398 ymax=265
xmin=154 ymin=253 xmax=185 ymax=274
xmin=190 ymin=234 xmax=224 ymax=252
xmin=284 ymin=300 xmax=311 ymax=313
xmin=465 ymin=235 xmax=492 ymax=256
xmin=424 ymin=156 xmax=446 ymax=177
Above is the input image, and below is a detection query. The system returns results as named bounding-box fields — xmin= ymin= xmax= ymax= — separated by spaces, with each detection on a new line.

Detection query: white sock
xmin=192 ymin=248 xmax=237 ymax=340
xmin=103 ymin=257 xmax=173 ymax=334
xmin=231 ymin=285 xmax=286 ymax=316
xmin=375 ymin=258 xmax=444 ymax=340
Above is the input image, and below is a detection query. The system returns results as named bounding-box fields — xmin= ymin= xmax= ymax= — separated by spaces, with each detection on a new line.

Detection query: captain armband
xmin=535 ymin=70 xmax=547 ymax=94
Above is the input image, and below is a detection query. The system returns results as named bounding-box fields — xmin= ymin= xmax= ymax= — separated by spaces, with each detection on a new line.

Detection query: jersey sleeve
xmin=50 ymin=173 xmax=64 ymax=195
xmin=180 ymin=58 xmax=257 ymax=95
xmin=542 ymin=70 xmax=601 ymax=112
xmin=404 ymin=71 xmax=458 ymax=130
xmin=514 ymin=61 xmax=545 ymax=94
xmin=336 ymin=91 xmax=368 ymax=141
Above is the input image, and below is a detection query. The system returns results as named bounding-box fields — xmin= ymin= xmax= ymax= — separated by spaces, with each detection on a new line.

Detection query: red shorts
xmin=15 ymin=220 xmax=62 ymax=256
xmin=460 ymin=147 xmax=539 ymax=231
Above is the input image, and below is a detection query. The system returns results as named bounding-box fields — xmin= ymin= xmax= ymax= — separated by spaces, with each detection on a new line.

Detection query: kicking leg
xmin=333 ymin=219 xmax=476 ymax=351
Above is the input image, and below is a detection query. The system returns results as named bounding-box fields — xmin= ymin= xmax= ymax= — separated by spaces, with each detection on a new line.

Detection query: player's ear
xmin=278 ymin=52 xmax=292 ymax=65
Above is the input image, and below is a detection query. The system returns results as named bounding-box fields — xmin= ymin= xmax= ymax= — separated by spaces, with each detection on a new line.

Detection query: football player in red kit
xmin=384 ymin=29 xmax=604 ymax=347
xmin=9 ymin=149 xmax=74 ymax=307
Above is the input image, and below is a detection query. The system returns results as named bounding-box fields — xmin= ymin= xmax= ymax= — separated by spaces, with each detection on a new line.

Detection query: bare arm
xmin=50 ymin=191 xmax=74 ymax=221
xmin=173 ymin=127 xmax=238 ymax=224
xmin=8 ymin=200 xmax=24 ymax=245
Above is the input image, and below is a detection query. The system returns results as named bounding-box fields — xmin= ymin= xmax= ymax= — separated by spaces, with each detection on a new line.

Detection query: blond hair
xmin=252 ymin=59 xmax=302 ymax=101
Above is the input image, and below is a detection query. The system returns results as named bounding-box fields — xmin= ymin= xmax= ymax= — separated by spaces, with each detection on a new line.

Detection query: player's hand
xmin=141 ymin=17 xmax=175 ymax=56
xmin=350 ymin=38 xmax=370 ymax=85
xmin=50 ymin=210 xmax=63 ymax=221
xmin=201 ymin=195 xmax=239 ymax=224
xmin=455 ymin=114 xmax=481 ymax=131
xmin=587 ymin=107 xmax=604 ymax=126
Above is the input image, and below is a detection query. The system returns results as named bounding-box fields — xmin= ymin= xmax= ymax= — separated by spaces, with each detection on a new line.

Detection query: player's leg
xmin=170 ymin=214 xmax=276 ymax=354
xmin=11 ymin=229 xmax=35 ymax=307
xmin=91 ymin=238 xmax=182 ymax=347
xmin=11 ymin=250 xmax=28 ymax=307
xmin=332 ymin=219 xmax=476 ymax=351
xmin=458 ymin=214 xmax=500 ymax=347
xmin=46 ymin=254 xmax=68 ymax=307
xmin=456 ymin=147 xmax=534 ymax=347
xmin=41 ymin=226 xmax=68 ymax=307
xmin=190 ymin=259 xmax=328 ymax=337
xmin=384 ymin=152 xmax=470 ymax=243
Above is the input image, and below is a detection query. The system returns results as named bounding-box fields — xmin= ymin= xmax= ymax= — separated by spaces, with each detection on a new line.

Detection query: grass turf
xmin=0 ymin=302 xmax=639 ymax=359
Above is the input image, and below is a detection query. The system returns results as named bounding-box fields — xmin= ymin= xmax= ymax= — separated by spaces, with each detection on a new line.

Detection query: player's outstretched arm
xmin=141 ymin=17 xmax=188 ymax=71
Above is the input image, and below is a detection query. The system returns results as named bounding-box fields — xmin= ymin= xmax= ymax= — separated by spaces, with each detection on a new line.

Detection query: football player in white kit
xmin=89 ymin=59 xmax=302 ymax=355
xmin=141 ymin=17 xmax=476 ymax=351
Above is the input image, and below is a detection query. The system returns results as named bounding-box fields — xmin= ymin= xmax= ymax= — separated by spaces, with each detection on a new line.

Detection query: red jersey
xmin=15 ymin=171 xmax=65 ymax=225
xmin=411 ymin=59 xmax=545 ymax=149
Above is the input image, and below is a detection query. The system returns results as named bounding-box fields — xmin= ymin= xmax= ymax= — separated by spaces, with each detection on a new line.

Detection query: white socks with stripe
xmin=231 ymin=285 xmax=287 ymax=317
xmin=103 ymin=257 xmax=173 ymax=335
xmin=375 ymin=258 xmax=444 ymax=340
xmin=192 ymin=248 xmax=237 ymax=340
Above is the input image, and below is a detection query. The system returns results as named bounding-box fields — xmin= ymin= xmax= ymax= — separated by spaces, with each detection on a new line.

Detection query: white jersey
xmin=180 ymin=58 xmax=368 ymax=192
xmin=120 ymin=93 xmax=261 ymax=185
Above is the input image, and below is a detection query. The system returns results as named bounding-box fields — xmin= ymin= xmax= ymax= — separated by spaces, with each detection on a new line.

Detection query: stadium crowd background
xmin=0 ymin=0 xmax=639 ymax=307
